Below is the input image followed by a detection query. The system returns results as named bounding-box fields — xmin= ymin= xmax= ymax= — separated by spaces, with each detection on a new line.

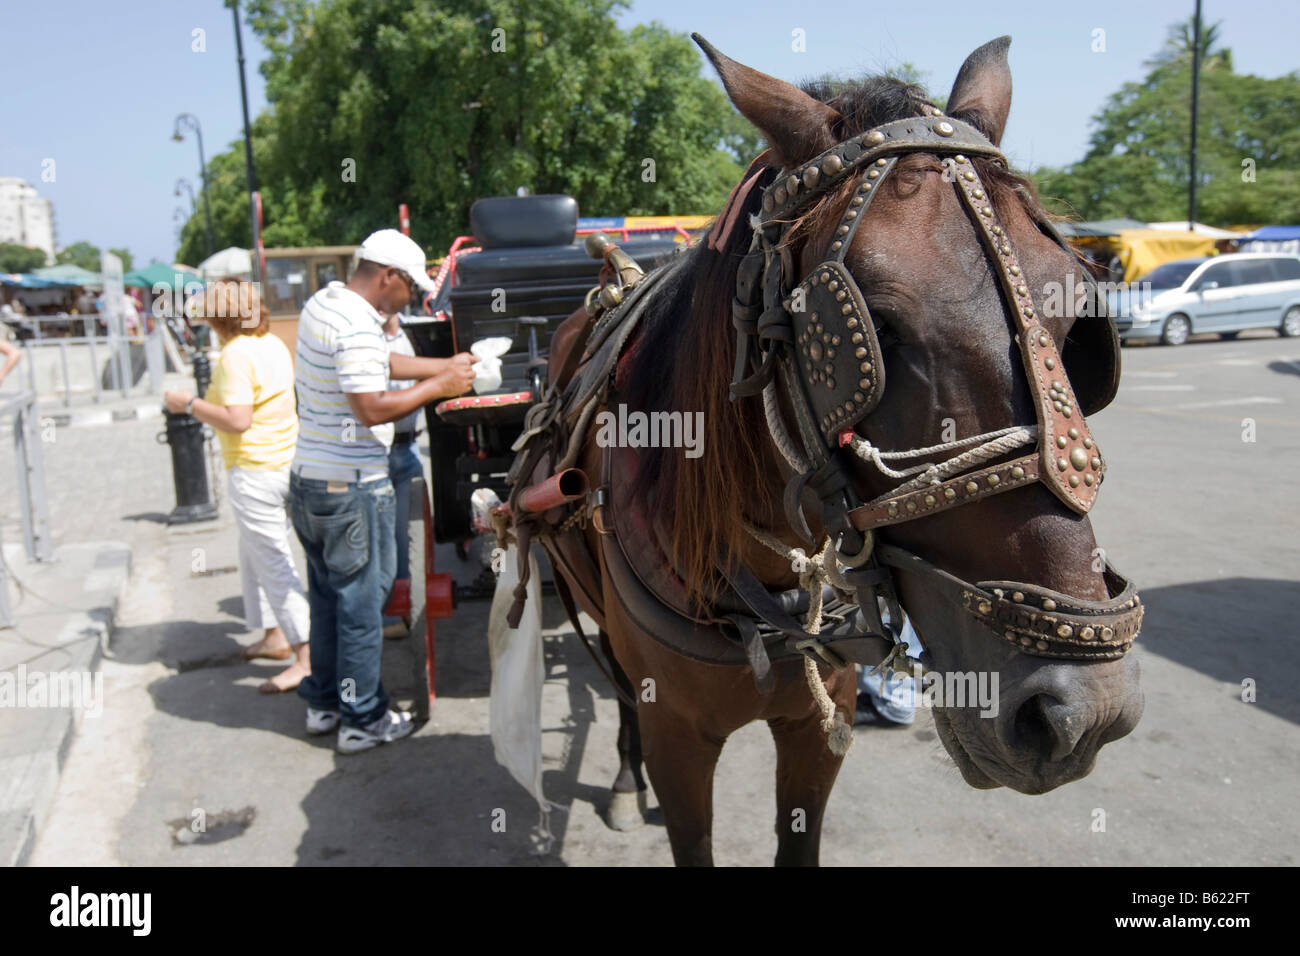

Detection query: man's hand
xmin=432 ymin=352 xmax=477 ymax=398
xmin=163 ymin=389 xmax=193 ymax=413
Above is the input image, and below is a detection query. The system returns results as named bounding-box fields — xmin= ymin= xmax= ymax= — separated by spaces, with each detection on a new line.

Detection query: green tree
xmin=0 ymin=243 xmax=48 ymax=273
xmin=1032 ymin=19 xmax=1300 ymax=225
xmin=55 ymin=241 xmax=101 ymax=271
xmin=182 ymin=0 xmax=745 ymax=259
xmin=107 ymin=247 xmax=133 ymax=272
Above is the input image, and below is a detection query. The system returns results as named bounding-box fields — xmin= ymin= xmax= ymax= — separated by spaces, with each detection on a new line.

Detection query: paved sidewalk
xmin=0 ymin=540 xmax=131 ymax=866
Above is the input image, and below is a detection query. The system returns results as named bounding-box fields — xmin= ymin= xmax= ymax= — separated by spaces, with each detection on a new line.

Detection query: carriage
xmin=381 ymin=195 xmax=685 ymax=717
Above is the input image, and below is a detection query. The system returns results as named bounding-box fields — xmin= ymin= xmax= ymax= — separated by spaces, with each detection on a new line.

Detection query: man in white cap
xmin=289 ymin=229 xmax=476 ymax=753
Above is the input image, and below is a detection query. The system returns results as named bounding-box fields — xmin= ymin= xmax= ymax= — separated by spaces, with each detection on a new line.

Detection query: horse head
xmin=685 ymin=35 xmax=1144 ymax=794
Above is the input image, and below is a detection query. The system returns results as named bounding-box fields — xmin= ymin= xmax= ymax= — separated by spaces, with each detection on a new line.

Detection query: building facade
xmin=0 ymin=177 xmax=56 ymax=264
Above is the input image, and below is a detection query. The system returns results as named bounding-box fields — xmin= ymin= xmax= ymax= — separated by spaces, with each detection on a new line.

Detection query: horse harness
xmin=726 ymin=112 xmax=1142 ymax=667
xmin=505 ymin=111 xmax=1143 ymax=696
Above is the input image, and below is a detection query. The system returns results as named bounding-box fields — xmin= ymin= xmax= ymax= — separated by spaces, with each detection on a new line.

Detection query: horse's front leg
xmin=600 ymin=629 xmax=648 ymax=830
xmin=767 ymin=663 xmax=856 ymax=866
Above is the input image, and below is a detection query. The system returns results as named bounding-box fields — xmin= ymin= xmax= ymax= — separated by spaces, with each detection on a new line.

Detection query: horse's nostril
xmin=1012 ymin=693 xmax=1086 ymax=762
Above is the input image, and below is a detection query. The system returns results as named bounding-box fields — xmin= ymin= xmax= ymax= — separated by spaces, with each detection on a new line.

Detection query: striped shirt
xmin=384 ymin=321 xmax=421 ymax=437
xmin=292 ymin=282 xmax=392 ymax=476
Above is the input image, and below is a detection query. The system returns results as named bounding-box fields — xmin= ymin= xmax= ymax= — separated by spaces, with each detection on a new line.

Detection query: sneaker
xmin=337 ymin=709 xmax=415 ymax=754
xmin=853 ymin=693 xmax=913 ymax=728
xmin=306 ymin=707 xmax=341 ymax=735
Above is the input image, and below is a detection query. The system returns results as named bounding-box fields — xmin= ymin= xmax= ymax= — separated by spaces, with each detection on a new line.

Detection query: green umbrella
xmin=33 ymin=263 xmax=102 ymax=286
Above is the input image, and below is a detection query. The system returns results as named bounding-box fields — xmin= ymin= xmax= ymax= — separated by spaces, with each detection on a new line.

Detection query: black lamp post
xmin=175 ymin=178 xmax=197 ymax=215
xmin=231 ymin=0 xmax=261 ymax=283
xmin=172 ymin=114 xmax=216 ymax=258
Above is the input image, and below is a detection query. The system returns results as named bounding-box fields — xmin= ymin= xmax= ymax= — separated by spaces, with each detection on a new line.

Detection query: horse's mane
xmin=622 ymin=74 xmax=1047 ymax=603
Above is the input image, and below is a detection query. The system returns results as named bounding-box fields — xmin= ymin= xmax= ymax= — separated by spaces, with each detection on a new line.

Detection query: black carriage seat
xmin=439 ymin=196 xmax=680 ymax=426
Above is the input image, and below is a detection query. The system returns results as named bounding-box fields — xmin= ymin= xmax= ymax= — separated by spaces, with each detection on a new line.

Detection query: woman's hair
xmin=196 ymin=280 xmax=269 ymax=339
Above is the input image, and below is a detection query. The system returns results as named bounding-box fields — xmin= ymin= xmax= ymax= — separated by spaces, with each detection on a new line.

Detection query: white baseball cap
xmin=355 ymin=229 xmax=435 ymax=293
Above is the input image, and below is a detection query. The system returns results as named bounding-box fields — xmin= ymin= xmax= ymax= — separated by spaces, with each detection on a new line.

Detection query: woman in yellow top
xmin=165 ymin=281 xmax=311 ymax=693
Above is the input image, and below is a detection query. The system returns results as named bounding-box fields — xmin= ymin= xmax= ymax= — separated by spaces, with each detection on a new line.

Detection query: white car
xmin=1113 ymin=253 xmax=1300 ymax=345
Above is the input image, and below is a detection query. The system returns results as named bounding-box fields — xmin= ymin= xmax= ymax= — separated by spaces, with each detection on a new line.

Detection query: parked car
xmin=1113 ymin=253 xmax=1300 ymax=345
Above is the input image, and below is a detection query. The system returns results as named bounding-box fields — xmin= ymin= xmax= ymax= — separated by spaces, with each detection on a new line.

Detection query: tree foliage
xmin=54 ymin=241 xmax=102 ymax=272
xmin=180 ymin=0 xmax=751 ymax=261
xmin=0 ymin=243 xmax=48 ymax=273
xmin=1033 ymin=18 xmax=1300 ymax=225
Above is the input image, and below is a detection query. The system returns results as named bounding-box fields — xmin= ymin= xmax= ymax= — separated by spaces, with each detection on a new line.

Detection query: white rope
xmin=849 ymin=425 xmax=1037 ymax=502
xmin=762 ymin=379 xmax=810 ymax=474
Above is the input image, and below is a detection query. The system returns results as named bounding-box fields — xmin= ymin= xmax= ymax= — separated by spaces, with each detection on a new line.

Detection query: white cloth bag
xmin=487 ymin=543 xmax=553 ymax=850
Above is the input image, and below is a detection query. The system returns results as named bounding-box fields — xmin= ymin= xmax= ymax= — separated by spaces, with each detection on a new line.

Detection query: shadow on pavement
xmin=1267 ymin=360 xmax=1300 ymax=377
xmin=1137 ymin=577 xmax=1300 ymax=725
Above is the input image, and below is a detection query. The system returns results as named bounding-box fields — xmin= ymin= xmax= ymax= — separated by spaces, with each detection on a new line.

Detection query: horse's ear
xmin=946 ymin=36 xmax=1012 ymax=146
xmin=693 ymin=33 xmax=840 ymax=169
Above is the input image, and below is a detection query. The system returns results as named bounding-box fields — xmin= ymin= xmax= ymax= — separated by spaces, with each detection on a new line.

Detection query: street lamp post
xmin=172 ymin=114 xmax=216 ymax=258
xmin=174 ymin=178 xmax=197 ymax=215
xmin=231 ymin=1 xmax=261 ymax=283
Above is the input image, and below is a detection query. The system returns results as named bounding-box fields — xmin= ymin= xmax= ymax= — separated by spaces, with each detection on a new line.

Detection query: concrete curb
xmin=0 ymin=541 xmax=132 ymax=867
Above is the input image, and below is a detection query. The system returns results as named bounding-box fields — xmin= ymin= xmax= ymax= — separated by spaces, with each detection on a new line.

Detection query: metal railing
xmin=8 ymin=313 xmax=147 ymax=404
xmin=1 ymin=389 xmax=54 ymax=627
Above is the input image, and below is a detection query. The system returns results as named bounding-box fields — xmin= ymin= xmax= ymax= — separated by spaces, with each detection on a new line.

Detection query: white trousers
xmin=227 ymin=466 xmax=310 ymax=646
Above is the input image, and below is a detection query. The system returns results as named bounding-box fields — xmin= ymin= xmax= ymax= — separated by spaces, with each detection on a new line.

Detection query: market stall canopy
xmin=32 ymin=263 xmax=102 ymax=286
xmin=1055 ymin=218 xmax=1148 ymax=238
xmin=124 ymin=263 xmax=201 ymax=289
xmin=197 ymin=246 xmax=252 ymax=280
xmin=1236 ymin=226 xmax=1300 ymax=255
xmin=0 ymin=273 xmax=60 ymax=288
xmin=1117 ymin=229 xmax=1217 ymax=282
xmin=1146 ymin=221 xmax=1244 ymax=240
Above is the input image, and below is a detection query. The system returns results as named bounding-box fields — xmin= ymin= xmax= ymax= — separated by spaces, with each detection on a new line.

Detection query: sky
xmin=2 ymin=0 xmax=1296 ymax=269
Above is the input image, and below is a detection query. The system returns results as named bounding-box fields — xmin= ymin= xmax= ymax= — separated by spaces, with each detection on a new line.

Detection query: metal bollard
xmin=160 ymin=350 xmax=218 ymax=524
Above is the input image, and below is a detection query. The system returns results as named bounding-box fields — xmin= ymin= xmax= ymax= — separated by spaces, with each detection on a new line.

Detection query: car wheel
xmin=1281 ymin=306 xmax=1300 ymax=338
xmin=1161 ymin=314 xmax=1191 ymax=346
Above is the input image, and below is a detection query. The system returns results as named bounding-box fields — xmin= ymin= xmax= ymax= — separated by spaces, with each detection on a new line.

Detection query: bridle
xmin=728 ymin=111 xmax=1142 ymax=665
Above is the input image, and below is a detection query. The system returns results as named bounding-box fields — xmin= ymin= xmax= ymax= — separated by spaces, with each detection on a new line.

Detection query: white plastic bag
xmin=487 ymin=543 xmax=553 ymax=851
xmin=471 ymin=336 xmax=512 ymax=393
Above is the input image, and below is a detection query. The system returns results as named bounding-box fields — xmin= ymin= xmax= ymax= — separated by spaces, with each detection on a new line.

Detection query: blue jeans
xmin=387 ymin=442 xmax=424 ymax=582
xmin=289 ymin=473 xmax=397 ymax=728
xmin=857 ymin=614 xmax=924 ymax=724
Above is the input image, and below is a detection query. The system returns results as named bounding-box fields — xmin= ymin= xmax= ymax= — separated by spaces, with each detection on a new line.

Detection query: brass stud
xmin=859 ymin=377 xmax=871 ymax=389
xmin=774 ymin=186 xmax=787 ymax=205
xmin=867 ymin=168 xmax=880 ymax=179
xmin=1016 ymin=284 xmax=1028 ymax=297
xmin=846 ymin=318 xmax=858 ymax=329
xmin=787 ymin=175 xmax=800 ymax=196
xmin=1080 ymin=626 xmax=1095 ymax=641
xmin=1042 ymin=599 xmax=1057 ymax=611
xmin=1068 ymin=427 xmax=1079 ymax=440
xmin=1038 ymin=333 xmax=1049 ymax=347
xmin=1057 ymin=624 xmax=1073 ymax=638
xmin=803 ymin=166 xmax=820 ymax=189
xmin=1091 ymin=456 xmax=1101 ymax=470
xmin=850 ymin=196 xmax=864 ymax=207
xmin=820 ymin=272 xmax=830 ymax=283
xmin=1083 ymin=437 xmax=1094 ymax=449
xmin=866 ymin=130 xmax=885 ymax=146
xmin=936 ymin=122 xmax=954 ymax=136
xmin=1036 ymin=640 xmax=1049 ymax=651
xmin=831 ymin=241 xmax=842 ymax=252
xmin=1056 ymin=436 xmax=1068 ymax=448
xmin=828 ymin=280 xmax=839 ymax=292
xmin=763 ymin=194 xmax=774 ymax=212
xmin=841 ymin=303 xmax=852 ymax=315
xmin=860 ymin=182 xmax=872 ymax=193
xmin=955 ymin=155 xmax=967 ymax=164
xmin=962 ymin=170 xmax=975 ymax=182
xmin=1084 ymin=474 xmax=1095 ymax=486
xmin=854 ymin=391 xmax=865 ymax=402
xmin=991 ymin=226 xmax=1003 ymax=236
xmin=981 ymin=206 xmax=993 ymax=217
xmin=924 ymin=494 xmax=936 ymax=506
xmin=823 ymin=155 xmax=843 ymax=175
xmin=1057 ymin=457 xmax=1068 ymax=471
xmin=1045 ymin=357 xmax=1056 ymax=370
xmin=1062 ymin=406 xmax=1071 ymax=418
xmin=973 ymin=189 xmax=985 ymax=200
xmin=1020 ymin=635 xmax=1033 ymax=647
xmin=831 ymin=335 xmax=840 ymax=346
xmin=977 ymin=600 xmax=992 ymax=614
xmin=944 ymin=488 xmax=956 ymax=501
xmin=876 ymin=158 xmax=887 ymax=167
xmin=1101 ymin=626 xmax=1114 ymax=641
xmin=1070 ymin=448 xmax=1088 ymax=471
xmin=859 ymin=362 xmax=872 ymax=373
xmin=988 ymin=474 xmax=1000 ymax=486
xmin=993 ymin=588 xmax=1004 ymax=597
xmin=1069 ymin=475 xmax=1080 ymax=487
xmin=906 ymin=501 xmax=917 ymax=513
xmin=1023 ymin=306 xmax=1034 ymax=317
xmin=966 ymin=480 xmax=979 ymax=494
xmin=1000 ymin=244 xmax=1011 ymax=256
xmin=852 ymin=332 xmax=864 ymax=344
xmin=836 ymin=225 xmax=850 ymax=236
xmin=1011 ymin=466 xmax=1025 ymax=479
xmin=855 ymin=347 xmax=867 ymax=359
xmin=1012 ymin=592 xmax=1024 ymax=603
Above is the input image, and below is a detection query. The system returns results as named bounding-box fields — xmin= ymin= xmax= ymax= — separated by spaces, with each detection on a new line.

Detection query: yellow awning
xmin=1115 ymin=229 xmax=1216 ymax=282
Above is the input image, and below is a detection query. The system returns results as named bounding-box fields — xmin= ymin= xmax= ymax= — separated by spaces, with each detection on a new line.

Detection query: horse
xmin=509 ymin=34 xmax=1144 ymax=866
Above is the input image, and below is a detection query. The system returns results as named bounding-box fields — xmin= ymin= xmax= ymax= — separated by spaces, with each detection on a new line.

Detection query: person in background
xmin=855 ymin=610 xmax=922 ymax=727
xmin=164 ymin=280 xmax=312 ymax=693
xmin=0 ymin=315 xmax=21 ymax=389
xmin=381 ymin=310 xmax=425 ymax=639
xmin=289 ymin=229 xmax=476 ymax=754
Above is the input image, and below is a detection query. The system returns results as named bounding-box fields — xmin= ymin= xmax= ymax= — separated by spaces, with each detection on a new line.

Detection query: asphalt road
xmin=26 ymin=330 xmax=1300 ymax=866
